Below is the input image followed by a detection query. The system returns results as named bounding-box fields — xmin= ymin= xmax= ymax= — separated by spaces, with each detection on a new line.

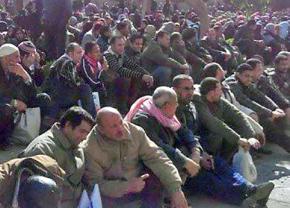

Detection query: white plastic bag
xmin=10 ymin=107 xmax=41 ymax=145
xmin=233 ymin=147 xmax=257 ymax=183
xmin=78 ymin=184 xmax=102 ymax=208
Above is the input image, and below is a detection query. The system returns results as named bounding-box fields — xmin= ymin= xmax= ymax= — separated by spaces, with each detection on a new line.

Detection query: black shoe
xmin=256 ymin=147 xmax=272 ymax=155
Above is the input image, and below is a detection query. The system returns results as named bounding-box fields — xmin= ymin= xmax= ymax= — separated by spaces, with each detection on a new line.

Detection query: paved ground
xmin=1 ymin=143 xmax=290 ymax=207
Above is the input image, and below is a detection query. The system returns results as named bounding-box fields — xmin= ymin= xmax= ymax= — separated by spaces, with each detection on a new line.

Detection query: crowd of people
xmin=0 ymin=0 xmax=290 ymax=207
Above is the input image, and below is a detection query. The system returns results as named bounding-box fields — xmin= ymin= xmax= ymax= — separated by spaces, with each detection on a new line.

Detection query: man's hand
xmin=126 ymin=174 xmax=150 ymax=194
xmin=272 ymin=109 xmax=285 ymax=120
xmin=170 ymin=190 xmax=188 ymax=208
xmin=248 ymin=138 xmax=261 ymax=150
xmin=191 ymin=149 xmax=201 ymax=164
xmin=200 ymin=152 xmax=214 ymax=170
xmin=142 ymin=74 xmax=154 ymax=87
xmin=8 ymin=64 xmax=31 ymax=82
xmin=14 ymin=99 xmax=27 ymax=112
xmin=238 ymin=138 xmax=251 ymax=151
xmin=184 ymin=158 xmax=200 ymax=177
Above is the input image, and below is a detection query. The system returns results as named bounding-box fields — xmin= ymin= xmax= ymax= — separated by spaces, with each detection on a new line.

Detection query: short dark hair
xmin=200 ymin=77 xmax=220 ymax=95
xmin=84 ymin=41 xmax=98 ymax=55
xmin=202 ymin=62 xmax=222 ymax=79
xmin=246 ymin=58 xmax=261 ymax=70
xmin=274 ymin=54 xmax=288 ymax=66
xmin=65 ymin=42 xmax=80 ymax=54
xmin=59 ymin=106 xmax=95 ymax=129
xmin=172 ymin=74 xmax=193 ymax=88
xmin=116 ymin=21 xmax=128 ymax=31
xmin=109 ymin=36 xmax=123 ymax=45
xmin=100 ymin=25 xmax=111 ymax=36
xmin=129 ymin=34 xmax=144 ymax=43
xmin=155 ymin=30 xmax=169 ymax=40
xmin=236 ymin=63 xmax=253 ymax=74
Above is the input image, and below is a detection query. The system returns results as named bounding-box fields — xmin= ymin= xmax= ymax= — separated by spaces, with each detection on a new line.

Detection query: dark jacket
xmin=141 ymin=40 xmax=184 ymax=73
xmin=0 ymin=64 xmax=38 ymax=107
xmin=132 ymin=112 xmax=191 ymax=170
xmin=78 ymin=56 xmax=105 ymax=92
xmin=256 ymin=74 xmax=290 ymax=110
xmin=269 ymin=70 xmax=290 ymax=100
xmin=192 ymin=94 xmax=255 ymax=144
xmin=226 ymin=76 xmax=278 ymax=118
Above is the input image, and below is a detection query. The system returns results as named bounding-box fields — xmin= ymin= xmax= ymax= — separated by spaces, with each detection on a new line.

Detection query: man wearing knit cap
xmin=18 ymin=40 xmax=45 ymax=87
xmin=0 ymin=43 xmax=29 ymax=149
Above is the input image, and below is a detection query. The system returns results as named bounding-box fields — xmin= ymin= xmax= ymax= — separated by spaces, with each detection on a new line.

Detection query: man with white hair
xmin=127 ymin=87 xmax=201 ymax=180
xmin=82 ymin=107 xmax=188 ymax=208
xmin=0 ymin=43 xmax=31 ymax=149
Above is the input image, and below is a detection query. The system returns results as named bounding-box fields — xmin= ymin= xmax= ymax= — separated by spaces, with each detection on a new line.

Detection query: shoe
xmin=246 ymin=182 xmax=274 ymax=207
xmin=256 ymin=147 xmax=272 ymax=155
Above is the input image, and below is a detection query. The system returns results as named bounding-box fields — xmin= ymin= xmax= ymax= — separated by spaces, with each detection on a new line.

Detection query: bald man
xmin=82 ymin=107 xmax=188 ymax=208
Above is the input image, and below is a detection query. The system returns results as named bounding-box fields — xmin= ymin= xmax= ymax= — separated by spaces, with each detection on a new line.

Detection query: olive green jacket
xmin=21 ymin=123 xmax=85 ymax=208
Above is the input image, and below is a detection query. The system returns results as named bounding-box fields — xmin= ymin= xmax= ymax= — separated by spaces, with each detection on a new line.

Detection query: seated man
xmin=44 ymin=42 xmax=96 ymax=119
xmin=21 ymin=107 xmax=95 ymax=208
xmin=82 ymin=107 xmax=188 ymax=208
xmin=78 ymin=41 xmax=108 ymax=106
xmin=125 ymin=34 xmax=152 ymax=104
xmin=104 ymin=36 xmax=153 ymax=114
xmin=202 ymin=63 xmax=266 ymax=147
xmin=226 ymin=63 xmax=290 ymax=152
xmin=192 ymin=77 xmax=259 ymax=162
xmin=0 ymin=155 xmax=65 ymax=208
xmin=141 ymin=30 xmax=189 ymax=86
xmin=128 ymin=87 xmax=201 ymax=180
xmin=269 ymin=53 xmax=290 ymax=100
xmin=172 ymin=74 xmax=274 ymax=207
xmin=0 ymin=43 xmax=48 ymax=148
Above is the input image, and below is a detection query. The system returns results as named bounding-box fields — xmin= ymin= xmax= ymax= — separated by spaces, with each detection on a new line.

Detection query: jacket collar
xmin=51 ymin=123 xmax=74 ymax=150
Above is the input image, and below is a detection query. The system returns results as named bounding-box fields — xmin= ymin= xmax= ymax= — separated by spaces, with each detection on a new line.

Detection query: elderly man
xmin=21 ymin=107 xmax=95 ymax=208
xmin=82 ymin=107 xmax=188 ymax=208
xmin=128 ymin=87 xmax=201 ymax=182
xmin=0 ymin=43 xmax=47 ymax=148
xmin=172 ymin=75 xmax=274 ymax=207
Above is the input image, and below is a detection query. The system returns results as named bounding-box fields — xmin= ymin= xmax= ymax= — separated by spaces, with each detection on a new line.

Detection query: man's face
xmin=237 ymin=70 xmax=253 ymax=86
xmin=6 ymin=51 xmax=21 ymax=66
xmin=120 ymin=25 xmax=130 ymax=37
xmin=23 ymin=51 xmax=36 ymax=66
xmin=174 ymin=79 xmax=194 ymax=105
xmin=276 ymin=59 xmax=289 ymax=73
xmin=173 ymin=37 xmax=185 ymax=48
xmin=252 ymin=63 xmax=264 ymax=82
xmin=158 ymin=34 xmax=170 ymax=48
xmin=112 ymin=38 xmax=125 ymax=55
xmin=71 ymin=46 xmax=83 ymax=64
xmin=209 ymin=83 xmax=222 ymax=102
xmin=216 ymin=68 xmax=226 ymax=81
xmin=162 ymin=97 xmax=179 ymax=118
xmin=88 ymin=44 xmax=102 ymax=60
xmin=64 ymin=121 xmax=93 ymax=148
xmin=98 ymin=113 xmax=126 ymax=140
xmin=131 ymin=38 xmax=143 ymax=53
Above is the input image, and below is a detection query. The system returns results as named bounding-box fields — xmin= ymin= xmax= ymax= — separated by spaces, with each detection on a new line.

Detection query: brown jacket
xmin=82 ymin=122 xmax=182 ymax=198
xmin=0 ymin=155 xmax=65 ymax=208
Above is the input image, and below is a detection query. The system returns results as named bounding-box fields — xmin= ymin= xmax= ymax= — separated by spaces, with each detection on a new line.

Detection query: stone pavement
xmin=0 ymin=143 xmax=290 ymax=208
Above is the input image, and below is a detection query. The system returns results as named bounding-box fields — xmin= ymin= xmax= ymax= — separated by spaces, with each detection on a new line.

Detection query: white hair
xmin=152 ymin=86 xmax=177 ymax=108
